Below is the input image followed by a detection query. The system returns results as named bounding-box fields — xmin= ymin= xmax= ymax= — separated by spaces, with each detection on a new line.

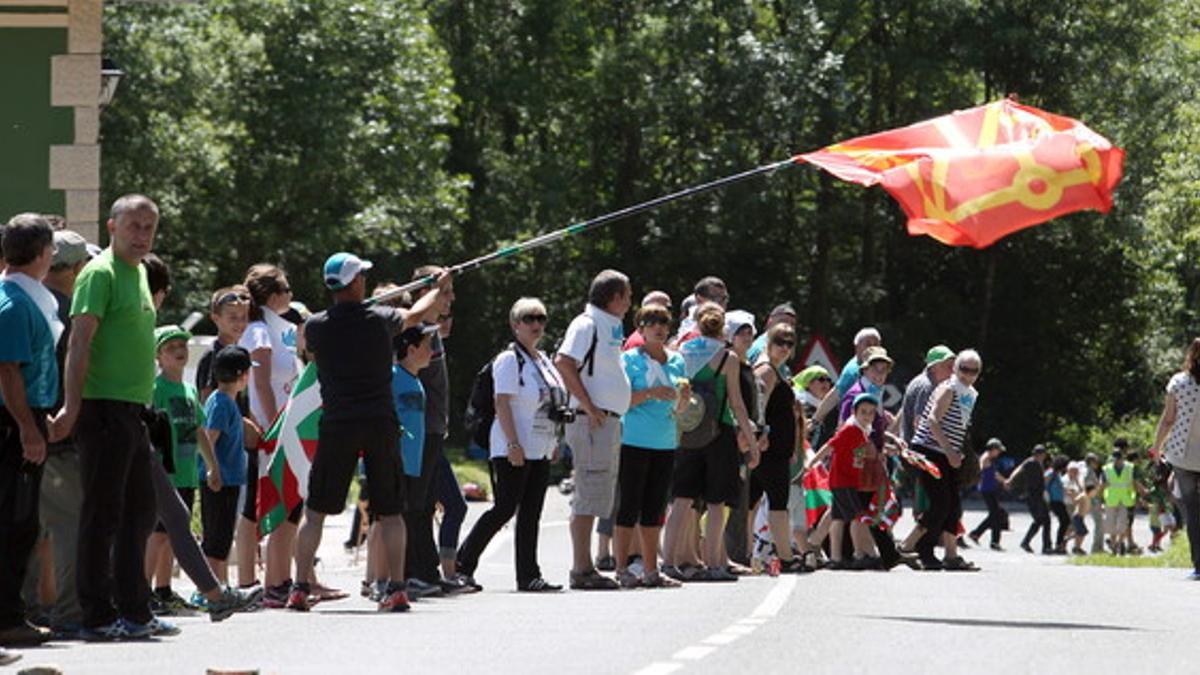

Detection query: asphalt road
xmin=10 ymin=493 xmax=1198 ymax=674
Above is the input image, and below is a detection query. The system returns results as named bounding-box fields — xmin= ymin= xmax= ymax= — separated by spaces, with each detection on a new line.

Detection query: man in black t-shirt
xmin=288 ymin=253 xmax=449 ymax=613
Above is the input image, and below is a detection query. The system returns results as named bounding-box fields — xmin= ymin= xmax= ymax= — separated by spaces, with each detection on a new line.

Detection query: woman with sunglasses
xmin=456 ymin=298 xmax=565 ymax=592
xmin=749 ymin=323 xmax=809 ymax=572
xmin=613 ymin=304 xmax=690 ymax=588
xmin=900 ymin=350 xmax=983 ymax=571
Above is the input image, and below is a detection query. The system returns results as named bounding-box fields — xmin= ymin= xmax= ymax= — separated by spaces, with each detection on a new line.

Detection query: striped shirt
xmin=911 ymin=378 xmax=977 ymax=454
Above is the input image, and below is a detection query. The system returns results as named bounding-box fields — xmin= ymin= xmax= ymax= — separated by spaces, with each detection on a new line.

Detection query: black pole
xmin=368 ymin=155 xmax=800 ymax=305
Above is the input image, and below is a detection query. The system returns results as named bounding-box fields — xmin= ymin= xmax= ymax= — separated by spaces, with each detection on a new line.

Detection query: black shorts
xmin=201 ymin=485 xmax=241 ymax=560
xmin=307 ymin=418 xmax=404 ymax=517
xmin=240 ymin=449 xmax=258 ymax=522
xmin=154 ymin=487 xmax=196 ymax=533
xmin=831 ymin=487 xmax=870 ymax=521
xmin=671 ymin=425 xmax=739 ymax=505
xmin=615 ymin=446 xmax=675 ymax=528
xmin=749 ymin=448 xmax=790 ymax=512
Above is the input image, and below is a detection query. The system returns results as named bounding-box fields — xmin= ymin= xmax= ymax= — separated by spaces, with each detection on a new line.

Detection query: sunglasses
xmin=817 ymin=376 xmax=833 ymax=383
xmin=640 ymin=317 xmax=671 ymax=327
xmin=772 ymin=339 xmax=795 ymax=348
xmin=958 ymin=366 xmax=980 ymax=375
xmin=520 ymin=314 xmax=548 ymax=325
xmin=277 ymin=285 xmax=292 ymax=294
xmin=216 ymin=292 xmax=251 ymax=306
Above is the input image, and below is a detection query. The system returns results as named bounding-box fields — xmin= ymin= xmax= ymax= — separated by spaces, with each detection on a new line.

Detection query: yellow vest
xmin=1103 ymin=463 xmax=1135 ymax=508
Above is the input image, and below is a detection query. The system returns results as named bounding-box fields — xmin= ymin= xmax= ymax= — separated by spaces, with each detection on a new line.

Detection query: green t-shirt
xmin=152 ymin=375 xmax=205 ymax=488
xmin=70 ymin=249 xmax=157 ymax=404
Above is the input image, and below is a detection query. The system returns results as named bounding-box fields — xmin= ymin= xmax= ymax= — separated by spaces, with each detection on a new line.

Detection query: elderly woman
xmin=1149 ymin=337 xmax=1200 ymax=579
xmin=456 ymin=298 xmax=565 ymax=592
xmin=900 ymin=349 xmax=982 ymax=571
xmin=613 ymin=304 xmax=689 ymax=588
xmin=749 ymin=322 xmax=809 ymax=572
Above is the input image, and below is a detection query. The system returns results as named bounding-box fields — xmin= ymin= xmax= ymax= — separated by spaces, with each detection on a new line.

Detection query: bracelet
xmin=507 ymin=440 xmax=521 ymax=450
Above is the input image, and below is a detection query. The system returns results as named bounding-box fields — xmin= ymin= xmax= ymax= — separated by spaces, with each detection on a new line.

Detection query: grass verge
xmin=1069 ymin=534 xmax=1192 ymax=568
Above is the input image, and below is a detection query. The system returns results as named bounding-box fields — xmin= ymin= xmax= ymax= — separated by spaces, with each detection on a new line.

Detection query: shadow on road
xmin=859 ymin=615 xmax=1141 ymax=632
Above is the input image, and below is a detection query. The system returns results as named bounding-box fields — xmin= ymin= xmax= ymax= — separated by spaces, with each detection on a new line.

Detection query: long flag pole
xmin=367 ymin=156 xmax=799 ymax=306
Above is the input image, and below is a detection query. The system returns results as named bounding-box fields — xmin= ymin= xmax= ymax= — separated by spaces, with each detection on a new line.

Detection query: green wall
xmin=0 ymin=27 xmax=74 ymax=221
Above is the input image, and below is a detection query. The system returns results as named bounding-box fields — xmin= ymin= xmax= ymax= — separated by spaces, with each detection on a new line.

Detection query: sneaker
xmin=517 ymin=577 xmax=563 ymax=592
xmin=1188 ymin=569 xmax=1200 ymax=581
xmin=594 ymin=555 xmax=617 ymax=572
xmin=206 ymin=587 xmax=245 ymax=623
xmin=1020 ymin=542 xmax=1034 ymax=554
xmin=990 ymin=543 xmax=1005 ymax=552
xmin=405 ymin=578 xmax=445 ymax=600
xmin=261 ymin=583 xmax=290 ymax=609
xmin=628 ymin=558 xmax=646 ymax=578
xmin=968 ymin=532 xmax=982 ymax=546
xmin=449 ymin=573 xmax=482 ymax=593
xmin=189 ymin=590 xmax=208 ymax=609
xmin=0 ymin=620 xmax=52 ymax=645
xmin=158 ymin=590 xmax=198 ymax=615
xmin=81 ymin=618 xmax=152 ymax=642
xmin=437 ymin=577 xmax=472 ymax=596
xmin=146 ymin=617 xmax=181 ymax=637
xmin=148 ymin=595 xmax=168 ymax=616
xmin=557 ymin=477 xmax=575 ymax=495
xmin=616 ymin=568 xmax=641 ymax=589
xmin=378 ymin=585 xmax=411 ymax=612
xmin=369 ymin=580 xmax=388 ymax=602
xmin=360 ymin=580 xmax=373 ymax=598
xmin=956 ymin=536 xmax=971 ymax=549
xmin=285 ymin=583 xmax=311 ymax=612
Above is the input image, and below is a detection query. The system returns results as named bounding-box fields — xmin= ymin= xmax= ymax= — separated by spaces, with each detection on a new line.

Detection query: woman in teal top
xmin=613 ymin=304 xmax=689 ymax=588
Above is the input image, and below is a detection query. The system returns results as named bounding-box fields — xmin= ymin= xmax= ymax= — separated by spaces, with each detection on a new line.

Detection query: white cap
xmin=723 ymin=309 xmax=756 ymax=341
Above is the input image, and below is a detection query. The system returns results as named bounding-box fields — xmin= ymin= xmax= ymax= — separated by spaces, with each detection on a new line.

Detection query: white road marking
xmin=632 ymin=662 xmax=684 ymax=675
xmin=632 ymin=574 xmax=798 ymax=673
xmin=672 ymin=646 xmax=717 ymax=661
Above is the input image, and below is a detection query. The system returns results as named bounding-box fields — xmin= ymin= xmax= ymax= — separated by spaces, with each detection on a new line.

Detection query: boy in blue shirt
xmin=366 ymin=324 xmax=437 ymax=598
xmin=201 ymin=346 xmax=253 ymax=583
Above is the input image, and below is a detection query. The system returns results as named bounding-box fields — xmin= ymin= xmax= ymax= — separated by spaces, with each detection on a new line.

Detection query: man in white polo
xmin=555 ymin=269 xmax=632 ymax=590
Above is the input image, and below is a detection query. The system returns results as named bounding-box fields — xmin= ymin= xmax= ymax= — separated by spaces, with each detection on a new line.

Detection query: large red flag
xmin=797 ymin=99 xmax=1124 ymax=248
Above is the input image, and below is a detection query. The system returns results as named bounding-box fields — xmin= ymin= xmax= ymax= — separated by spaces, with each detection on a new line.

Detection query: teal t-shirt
xmin=202 ymin=390 xmax=247 ymax=485
xmin=0 ymin=280 xmax=59 ymax=409
xmin=153 ymin=375 xmax=205 ymax=488
xmin=392 ymin=365 xmax=425 ymax=477
xmin=70 ymin=249 xmax=157 ymax=404
xmin=621 ymin=349 xmax=686 ymax=450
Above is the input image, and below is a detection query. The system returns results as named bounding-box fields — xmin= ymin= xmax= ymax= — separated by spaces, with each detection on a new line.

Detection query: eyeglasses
xmin=520 ymin=314 xmax=548 ymax=325
xmin=277 ymin=285 xmax=292 ymax=294
xmin=772 ymin=339 xmax=795 ymax=348
xmin=958 ymin=366 xmax=979 ymax=375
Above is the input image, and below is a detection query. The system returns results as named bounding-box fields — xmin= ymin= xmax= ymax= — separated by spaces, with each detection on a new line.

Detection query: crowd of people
xmin=2 ymin=196 xmax=1200 ymax=663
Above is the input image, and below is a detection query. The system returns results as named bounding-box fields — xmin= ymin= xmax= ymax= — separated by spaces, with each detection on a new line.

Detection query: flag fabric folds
xmin=797 ymin=99 xmax=1124 ymax=248
xmin=257 ymin=362 xmax=322 ymax=536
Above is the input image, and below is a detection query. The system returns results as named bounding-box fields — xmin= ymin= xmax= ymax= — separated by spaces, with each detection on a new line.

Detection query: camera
xmin=548 ymin=405 xmax=576 ymax=424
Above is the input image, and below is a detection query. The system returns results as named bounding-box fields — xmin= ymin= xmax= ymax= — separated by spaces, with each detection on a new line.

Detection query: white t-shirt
xmin=239 ymin=307 xmax=301 ymax=427
xmin=1166 ymin=372 xmax=1200 ymax=472
xmin=490 ymin=347 xmax=562 ymax=460
xmin=557 ymin=304 xmax=631 ymax=416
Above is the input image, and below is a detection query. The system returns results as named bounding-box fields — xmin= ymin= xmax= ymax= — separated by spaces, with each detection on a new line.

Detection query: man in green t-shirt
xmin=50 ymin=194 xmax=162 ymax=641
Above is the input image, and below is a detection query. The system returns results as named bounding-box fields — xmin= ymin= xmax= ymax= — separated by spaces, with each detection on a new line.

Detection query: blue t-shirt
xmin=202 ymin=390 xmax=247 ymax=485
xmin=392 ymin=365 xmax=425 ymax=477
xmin=0 ymin=280 xmax=59 ymax=410
xmin=835 ymin=357 xmax=860 ymax=397
xmin=621 ymin=349 xmax=686 ymax=450
xmin=1045 ymin=470 xmax=1064 ymax=503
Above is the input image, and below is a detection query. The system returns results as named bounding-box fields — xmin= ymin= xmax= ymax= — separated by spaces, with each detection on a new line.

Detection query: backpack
xmin=464 ymin=344 xmax=525 ymax=451
xmin=678 ymin=351 xmax=730 ymax=450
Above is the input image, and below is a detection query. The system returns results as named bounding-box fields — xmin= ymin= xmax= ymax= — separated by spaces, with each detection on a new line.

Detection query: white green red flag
xmin=257 ymin=362 xmax=322 ymax=536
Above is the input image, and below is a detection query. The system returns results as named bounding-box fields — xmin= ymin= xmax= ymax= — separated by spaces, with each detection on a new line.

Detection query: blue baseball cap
xmin=323 ymin=252 xmax=374 ymax=290
xmin=852 ymin=392 xmax=880 ymax=410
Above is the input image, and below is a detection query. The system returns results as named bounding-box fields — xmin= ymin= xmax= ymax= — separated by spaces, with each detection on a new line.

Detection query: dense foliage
xmin=101 ymin=0 xmax=1200 ymax=456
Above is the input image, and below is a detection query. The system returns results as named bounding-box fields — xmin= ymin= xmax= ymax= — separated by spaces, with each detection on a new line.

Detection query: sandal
xmin=312 ymin=584 xmax=349 ymax=601
xmin=726 ymin=561 xmax=754 ymax=576
xmin=569 ymin=569 xmax=619 ymax=590
xmin=697 ymin=567 xmax=739 ymax=582
xmin=616 ymin=569 xmax=642 ymax=589
xmin=676 ymin=563 xmax=706 ymax=581
xmin=641 ymin=570 xmax=682 ymax=588
xmin=778 ymin=558 xmax=813 ymax=574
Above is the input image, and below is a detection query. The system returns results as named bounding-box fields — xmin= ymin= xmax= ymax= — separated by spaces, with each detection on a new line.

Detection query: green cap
xmin=792 ymin=365 xmax=831 ymax=392
xmin=154 ymin=325 xmax=192 ymax=351
xmin=925 ymin=344 xmax=954 ymax=365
